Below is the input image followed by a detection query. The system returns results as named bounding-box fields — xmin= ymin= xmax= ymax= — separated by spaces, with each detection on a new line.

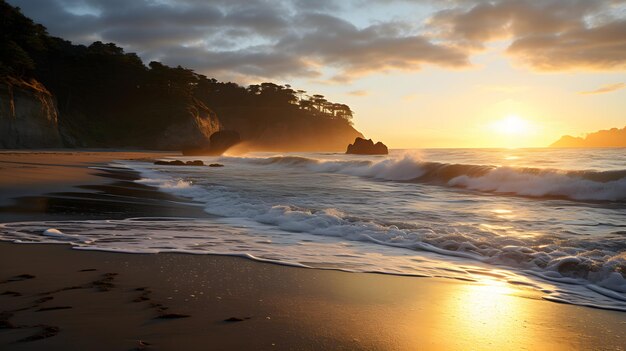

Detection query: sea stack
xmin=346 ymin=137 xmax=388 ymax=155
xmin=182 ymin=130 xmax=241 ymax=156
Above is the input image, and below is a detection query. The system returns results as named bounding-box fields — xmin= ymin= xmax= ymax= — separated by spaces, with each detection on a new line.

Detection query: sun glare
xmin=493 ymin=115 xmax=530 ymax=135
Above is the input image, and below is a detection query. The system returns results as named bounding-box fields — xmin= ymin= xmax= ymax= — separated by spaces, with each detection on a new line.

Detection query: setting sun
xmin=492 ymin=115 xmax=531 ymax=135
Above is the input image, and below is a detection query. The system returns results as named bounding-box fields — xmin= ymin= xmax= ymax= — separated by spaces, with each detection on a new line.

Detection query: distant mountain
xmin=550 ymin=126 xmax=626 ymax=148
xmin=0 ymin=1 xmax=362 ymax=150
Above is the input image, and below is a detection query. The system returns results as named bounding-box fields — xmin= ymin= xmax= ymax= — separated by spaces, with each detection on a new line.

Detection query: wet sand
xmin=1 ymin=151 xmax=625 ymax=350
xmin=0 ymin=150 xmax=208 ymax=221
xmin=1 ymin=243 xmax=626 ymax=351
xmin=0 ymin=151 xmax=172 ymax=203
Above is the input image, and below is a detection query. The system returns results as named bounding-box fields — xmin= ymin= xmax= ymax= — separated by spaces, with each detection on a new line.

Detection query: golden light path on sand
xmin=419 ymin=278 xmax=584 ymax=350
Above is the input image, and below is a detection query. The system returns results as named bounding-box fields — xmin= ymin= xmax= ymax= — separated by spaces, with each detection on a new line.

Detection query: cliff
xmin=0 ymin=2 xmax=362 ymax=151
xmin=158 ymin=98 xmax=221 ymax=150
xmin=550 ymin=126 xmax=626 ymax=148
xmin=0 ymin=77 xmax=63 ymax=148
xmin=56 ymin=90 xmax=222 ymax=150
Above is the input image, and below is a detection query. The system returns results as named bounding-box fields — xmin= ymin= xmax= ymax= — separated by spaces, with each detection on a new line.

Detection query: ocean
xmin=2 ymin=148 xmax=625 ymax=311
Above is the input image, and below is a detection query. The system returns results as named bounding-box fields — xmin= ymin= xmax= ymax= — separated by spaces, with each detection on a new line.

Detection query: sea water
xmin=2 ymin=148 xmax=625 ymax=310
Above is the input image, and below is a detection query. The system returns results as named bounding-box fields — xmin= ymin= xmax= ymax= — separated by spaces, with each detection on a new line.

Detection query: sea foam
xmin=2 ymin=152 xmax=624 ymax=312
xmin=225 ymin=154 xmax=626 ymax=201
xmin=119 ymin=159 xmax=626 ymax=309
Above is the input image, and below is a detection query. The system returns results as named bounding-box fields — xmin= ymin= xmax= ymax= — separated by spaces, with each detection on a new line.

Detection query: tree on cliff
xmin=0 ymin=0 xmax=361 ymax=150
xmin=0 ymin=2 xmax=48 ymax=77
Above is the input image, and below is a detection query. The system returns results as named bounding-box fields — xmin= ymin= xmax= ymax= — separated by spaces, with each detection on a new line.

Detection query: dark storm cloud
xmin=7 ymin=0 xmax=626 ymax=80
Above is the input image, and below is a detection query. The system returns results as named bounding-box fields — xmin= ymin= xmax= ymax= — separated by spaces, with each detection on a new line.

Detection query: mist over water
xmin=2 ymin=148 xmax=625 ymax=311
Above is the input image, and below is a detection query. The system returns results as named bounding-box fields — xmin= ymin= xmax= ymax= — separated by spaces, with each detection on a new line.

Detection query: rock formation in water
xmin=154 ymin=160 xmax=204 ymax=166
xmin=550 ymin=126 xmax=626 ymax=148
xmin=157 ymin=99 xmax=221 ymax=150
xmin=0 ymin=77 xmax=63 ymax=148
xmin=346 ymin=137 xmax=388 ymax=155
xmin=182 ymin=130 xmax=241 ymax=156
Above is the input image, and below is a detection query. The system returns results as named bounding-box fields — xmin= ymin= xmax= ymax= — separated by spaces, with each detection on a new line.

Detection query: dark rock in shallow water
xmin=209 ymin=130 xmax=241 ymax=154
xmin=209 ymin=163 xmax=224 ymax=167
xmin=346 ymin=137 xmax=388 ymax=155
xmin=182 ymin=130 xmax=241 ymax=156
xmin=154 ymin=160 xmax=204 ymax=166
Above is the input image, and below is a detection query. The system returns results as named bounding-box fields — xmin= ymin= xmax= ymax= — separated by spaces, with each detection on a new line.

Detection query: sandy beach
xmin=1 ymin=151 xmax=625 ymax=350
xmin=0 ymin=150 xmax=209 ymax=222
xmin=2 ymin=243 xmax=626 ymax=351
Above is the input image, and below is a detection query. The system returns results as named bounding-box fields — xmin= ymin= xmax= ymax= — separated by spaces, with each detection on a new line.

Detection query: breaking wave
xmin=226 ymin=155 xmax=626 ymax=201
xmin=123 ymin=168 xmax=626 ymax=310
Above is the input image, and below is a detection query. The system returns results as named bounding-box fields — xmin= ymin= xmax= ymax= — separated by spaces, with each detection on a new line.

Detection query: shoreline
xmin=0 ymin=150 xmax=209 ymax=222
xmin=2 ymin=242 xmax=626 ymax=350
xmin=1 ymin=151 xmax=625 ymax=350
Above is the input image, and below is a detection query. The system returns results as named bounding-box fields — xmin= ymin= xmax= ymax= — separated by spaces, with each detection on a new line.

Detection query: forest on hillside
xmin=0 ymin=1 xmax=360 ymax=150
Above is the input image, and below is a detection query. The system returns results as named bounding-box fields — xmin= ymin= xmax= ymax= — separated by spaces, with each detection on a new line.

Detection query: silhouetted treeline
xmin=0 ymin=1 xmax=359 ymax=149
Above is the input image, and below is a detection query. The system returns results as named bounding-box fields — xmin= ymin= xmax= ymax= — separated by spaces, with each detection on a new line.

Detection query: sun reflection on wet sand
xmin=445 ymin=279 xmax=528 ymax=342
xmin=428 ymin=278 xmax=577 ymax=350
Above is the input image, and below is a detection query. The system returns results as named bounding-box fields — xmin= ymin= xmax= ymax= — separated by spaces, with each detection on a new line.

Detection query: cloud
xmin=6 ymin=0 xmax=626 ymax=81
xmin=429 ymin=0 xmax=626 ymax=71
xmin=7 ymin=0 xmax=471 ymax=82
xmin=507 ymin=19 xmax=626 ymax=71
xmin=579 ymin=82 xmax=625 ymax=94
xmin=274 ymin=14 xmax=469 ymax=82
xmin=348 ymin=90 xmax=369 ymax=96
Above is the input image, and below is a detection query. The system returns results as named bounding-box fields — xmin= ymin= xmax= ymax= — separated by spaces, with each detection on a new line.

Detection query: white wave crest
xmin=448 ymin=167 xmax=626 ymax=201
xmin=226 ymin=154 xmax=626 ymax=201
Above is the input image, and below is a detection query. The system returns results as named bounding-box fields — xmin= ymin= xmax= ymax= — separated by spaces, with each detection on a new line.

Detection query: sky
xmin=9 ymin=0 xmax=626 ymax=148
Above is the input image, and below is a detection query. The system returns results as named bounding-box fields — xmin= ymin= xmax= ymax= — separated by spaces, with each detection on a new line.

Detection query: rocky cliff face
xmin=52 ymin=93 xmax=222 ymax=150
xmin=0 ymin=77 xmax=63 ymax=148
xmin=157 ymin=98 xmax=221 ymax=150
